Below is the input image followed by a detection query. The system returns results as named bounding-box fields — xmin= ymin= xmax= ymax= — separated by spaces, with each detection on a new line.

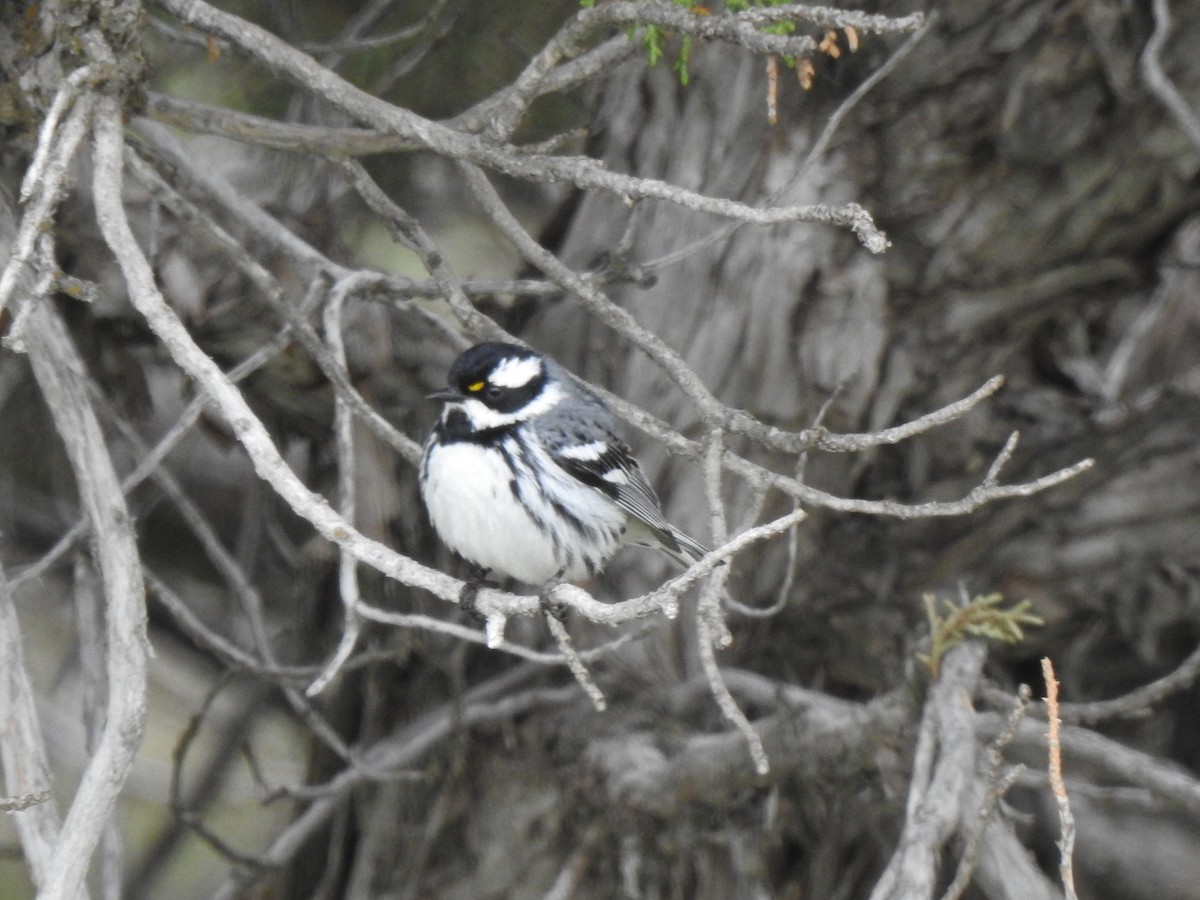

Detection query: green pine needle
xmin=918 ymin=592 xmax=1043 ymax=678
xmin=595 ymin=0 xmax=800 ymax=86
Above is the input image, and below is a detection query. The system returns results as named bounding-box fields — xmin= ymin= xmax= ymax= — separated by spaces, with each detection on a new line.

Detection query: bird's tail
xmin=626 ymin=519 xmax=711 ymax=569
xmin=666 ymin=525 xmax=708 ymax=566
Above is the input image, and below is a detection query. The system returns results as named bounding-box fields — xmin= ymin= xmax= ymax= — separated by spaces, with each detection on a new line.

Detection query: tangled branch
xmin=0 ymin=1 xmax=1109 ymax=895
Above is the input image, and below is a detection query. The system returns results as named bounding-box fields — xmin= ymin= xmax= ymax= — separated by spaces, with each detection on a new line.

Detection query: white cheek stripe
xmin=448 ymin=382 xmax=565 ymax=430
xmin=490 ymin=355 xmax=543 ymax=388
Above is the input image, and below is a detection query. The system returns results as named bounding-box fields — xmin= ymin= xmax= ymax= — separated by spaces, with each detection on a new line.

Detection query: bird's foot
xmin=459 ymin=568 xmax=494 ymax=621
xmin=539 ymin=572 xmax=568 ymax=622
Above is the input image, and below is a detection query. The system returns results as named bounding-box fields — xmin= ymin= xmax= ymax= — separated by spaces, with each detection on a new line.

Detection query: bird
xmin=420 ymin=342 xmax=708 ymax=608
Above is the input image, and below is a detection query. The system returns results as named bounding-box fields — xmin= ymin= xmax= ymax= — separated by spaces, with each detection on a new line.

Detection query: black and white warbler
xmin=421 ymin=342 xmax=707 ymax=596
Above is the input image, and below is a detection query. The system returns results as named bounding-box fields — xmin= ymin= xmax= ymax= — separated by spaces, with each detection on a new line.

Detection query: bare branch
xmin=9 ymin=309 xmax=310 ymax=593
xmin=20 ymin=65 xmax=102 ymax=201
xmin=124 ymin=146 xmax=425 ymax=465
xmin=484 ymin=2 xmax=818 ymax=140
xmin=603 ymin=386 xmax=1095 ymax=518
xmin=0 ymin=790 xmax=54 ymax=813
xmin=869 ymin=642 xmax=985 ymax=900
xmin=696 ymin=611 xmax=769 ymax=775
xmin=451 ymin=35 xmax=638 ymax=134
xmin=1059 ymin=636 xmax=1200 ymax=724
xmin=592 ymin=682 xmax=909 ymax=817
xmin=145 ymin=92 xmax=415 ymax=154
xmin=210 ymin=674 xmax=580 ymax=898
xmin=0 ymin=562 xmax=65 ymax=893
xmin=941 ymin=683 xmax=1030 ymax=900
xmin=0 ymin=93 xmax=95 ymax=324
xmin=73 ymin=555 xmax=125 ymax=900
xmin=485 ymin=2 xmax=924 ymax=140
xmin=980 ymin=714 xmax=1200 ymax=819
xmin=355 ymin=602 xmax=655 ymax=667
xmin=543 ymin=508 xmax=809 ymax=625
xmin=747 ymin=375 xmax=1008 ymax=454
xmin=144 ymin=571 xmax=310 ymax=679
xmin=337 ymin=158 xmax=507 ymax=343
xmin=149 ymin=39 xmax=639 ymax=157
xmin=153 ymin=0 xmax=889 ymax=249
xmin=23 ymin=279 xmax=148 ymax=898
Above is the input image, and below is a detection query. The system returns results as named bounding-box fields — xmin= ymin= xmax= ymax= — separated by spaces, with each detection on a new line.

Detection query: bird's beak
xmin=426 ymin=387 xmax=463 ymax=403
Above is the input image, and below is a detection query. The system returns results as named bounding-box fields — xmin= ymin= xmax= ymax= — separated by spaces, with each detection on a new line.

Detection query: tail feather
xmin=625 ymin=519 xmax=711 ymax=567
xmin=667 ymin=525 xmax=708 ymax=564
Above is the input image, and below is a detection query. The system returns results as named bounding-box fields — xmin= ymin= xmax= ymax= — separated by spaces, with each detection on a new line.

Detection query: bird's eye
xmin=485 ymin=385 xmax=502 ymax=400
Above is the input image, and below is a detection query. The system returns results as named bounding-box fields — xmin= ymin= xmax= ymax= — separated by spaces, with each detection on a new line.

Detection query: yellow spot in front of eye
xmin=467 ymin=381 xmax=485 ymax=393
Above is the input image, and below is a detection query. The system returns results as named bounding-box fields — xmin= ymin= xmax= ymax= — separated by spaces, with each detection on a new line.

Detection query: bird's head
xmin=429 ymin=342 xmax=562 ymax=431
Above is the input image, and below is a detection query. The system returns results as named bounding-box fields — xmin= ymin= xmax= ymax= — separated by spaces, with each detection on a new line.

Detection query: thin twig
xmin=643 ymin=14 xmax=936 ymax=275
xmin=604 ymin=389 xmax=1094 ymax=518
xmin=337 ymin=158 xmax=507 ymax=343
xmin=170 ymin=674 xmax=275 ymax=872
xmin=485 ymin=2 xmax=923 ymax=140
xmin=451 ymin=35 xmax=638 ymax=134
xmin=0 ymin=791 xmax=54 ymax=813
xmin=1060 ymin=636 xmax=1200 ymax=724
xmin=0 ymin=93 xmax=95 ymax=322
xmin=548 ymin=507 xmax=810 ymax=624
xmin=736 ymin=387 xmax=840 ymax=618
xmin=144 ymin=571 xmax=312 ymax=678
xmin=691 ymin=425 xmax=766 ymax=770
xmin=307 ymin=279 xmax=364 ymax=697
xmin=356 ymin=602 xmax=653 ymax=667
xmin=154 ymin=0 xmax=890 ymax=250
xmin=696 ymin=612 xmax=769 ymax=775
xmin=209 ymin=673 xmax=577 ymax=898
xmin=10 ymin=311 xmax=311 ymax=592
xmin=545 ymin=616 xmax=607 ymax=712
xmin=1041 ymin=658 xmax=1078 ymax=900
xmin=979 ymin=712 xmax=1200 ymax=819
xmin=124 ymin=147 xmax=424 ymax=465
xmin=1141 ymin=0 xmax=1200 ymax=154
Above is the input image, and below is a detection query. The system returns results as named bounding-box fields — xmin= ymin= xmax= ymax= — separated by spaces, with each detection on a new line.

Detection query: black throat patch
xmin=435 ymin=407 xmax=510 ymax=446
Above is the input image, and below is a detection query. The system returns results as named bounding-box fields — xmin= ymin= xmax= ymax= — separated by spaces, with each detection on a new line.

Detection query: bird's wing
xmin=550 ymin=437 xmax=705 ymax=560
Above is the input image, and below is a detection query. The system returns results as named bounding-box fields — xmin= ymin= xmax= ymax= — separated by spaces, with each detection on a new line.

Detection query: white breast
xmin=421 ymin=438 xmax=626 ymax=584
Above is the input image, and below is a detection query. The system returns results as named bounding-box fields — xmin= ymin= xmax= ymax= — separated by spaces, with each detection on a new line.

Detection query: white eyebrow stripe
xmin=490 ymin=356 xmax=543 ymax=388
xmin=558 ymin=441 xmax=609 ymax=461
